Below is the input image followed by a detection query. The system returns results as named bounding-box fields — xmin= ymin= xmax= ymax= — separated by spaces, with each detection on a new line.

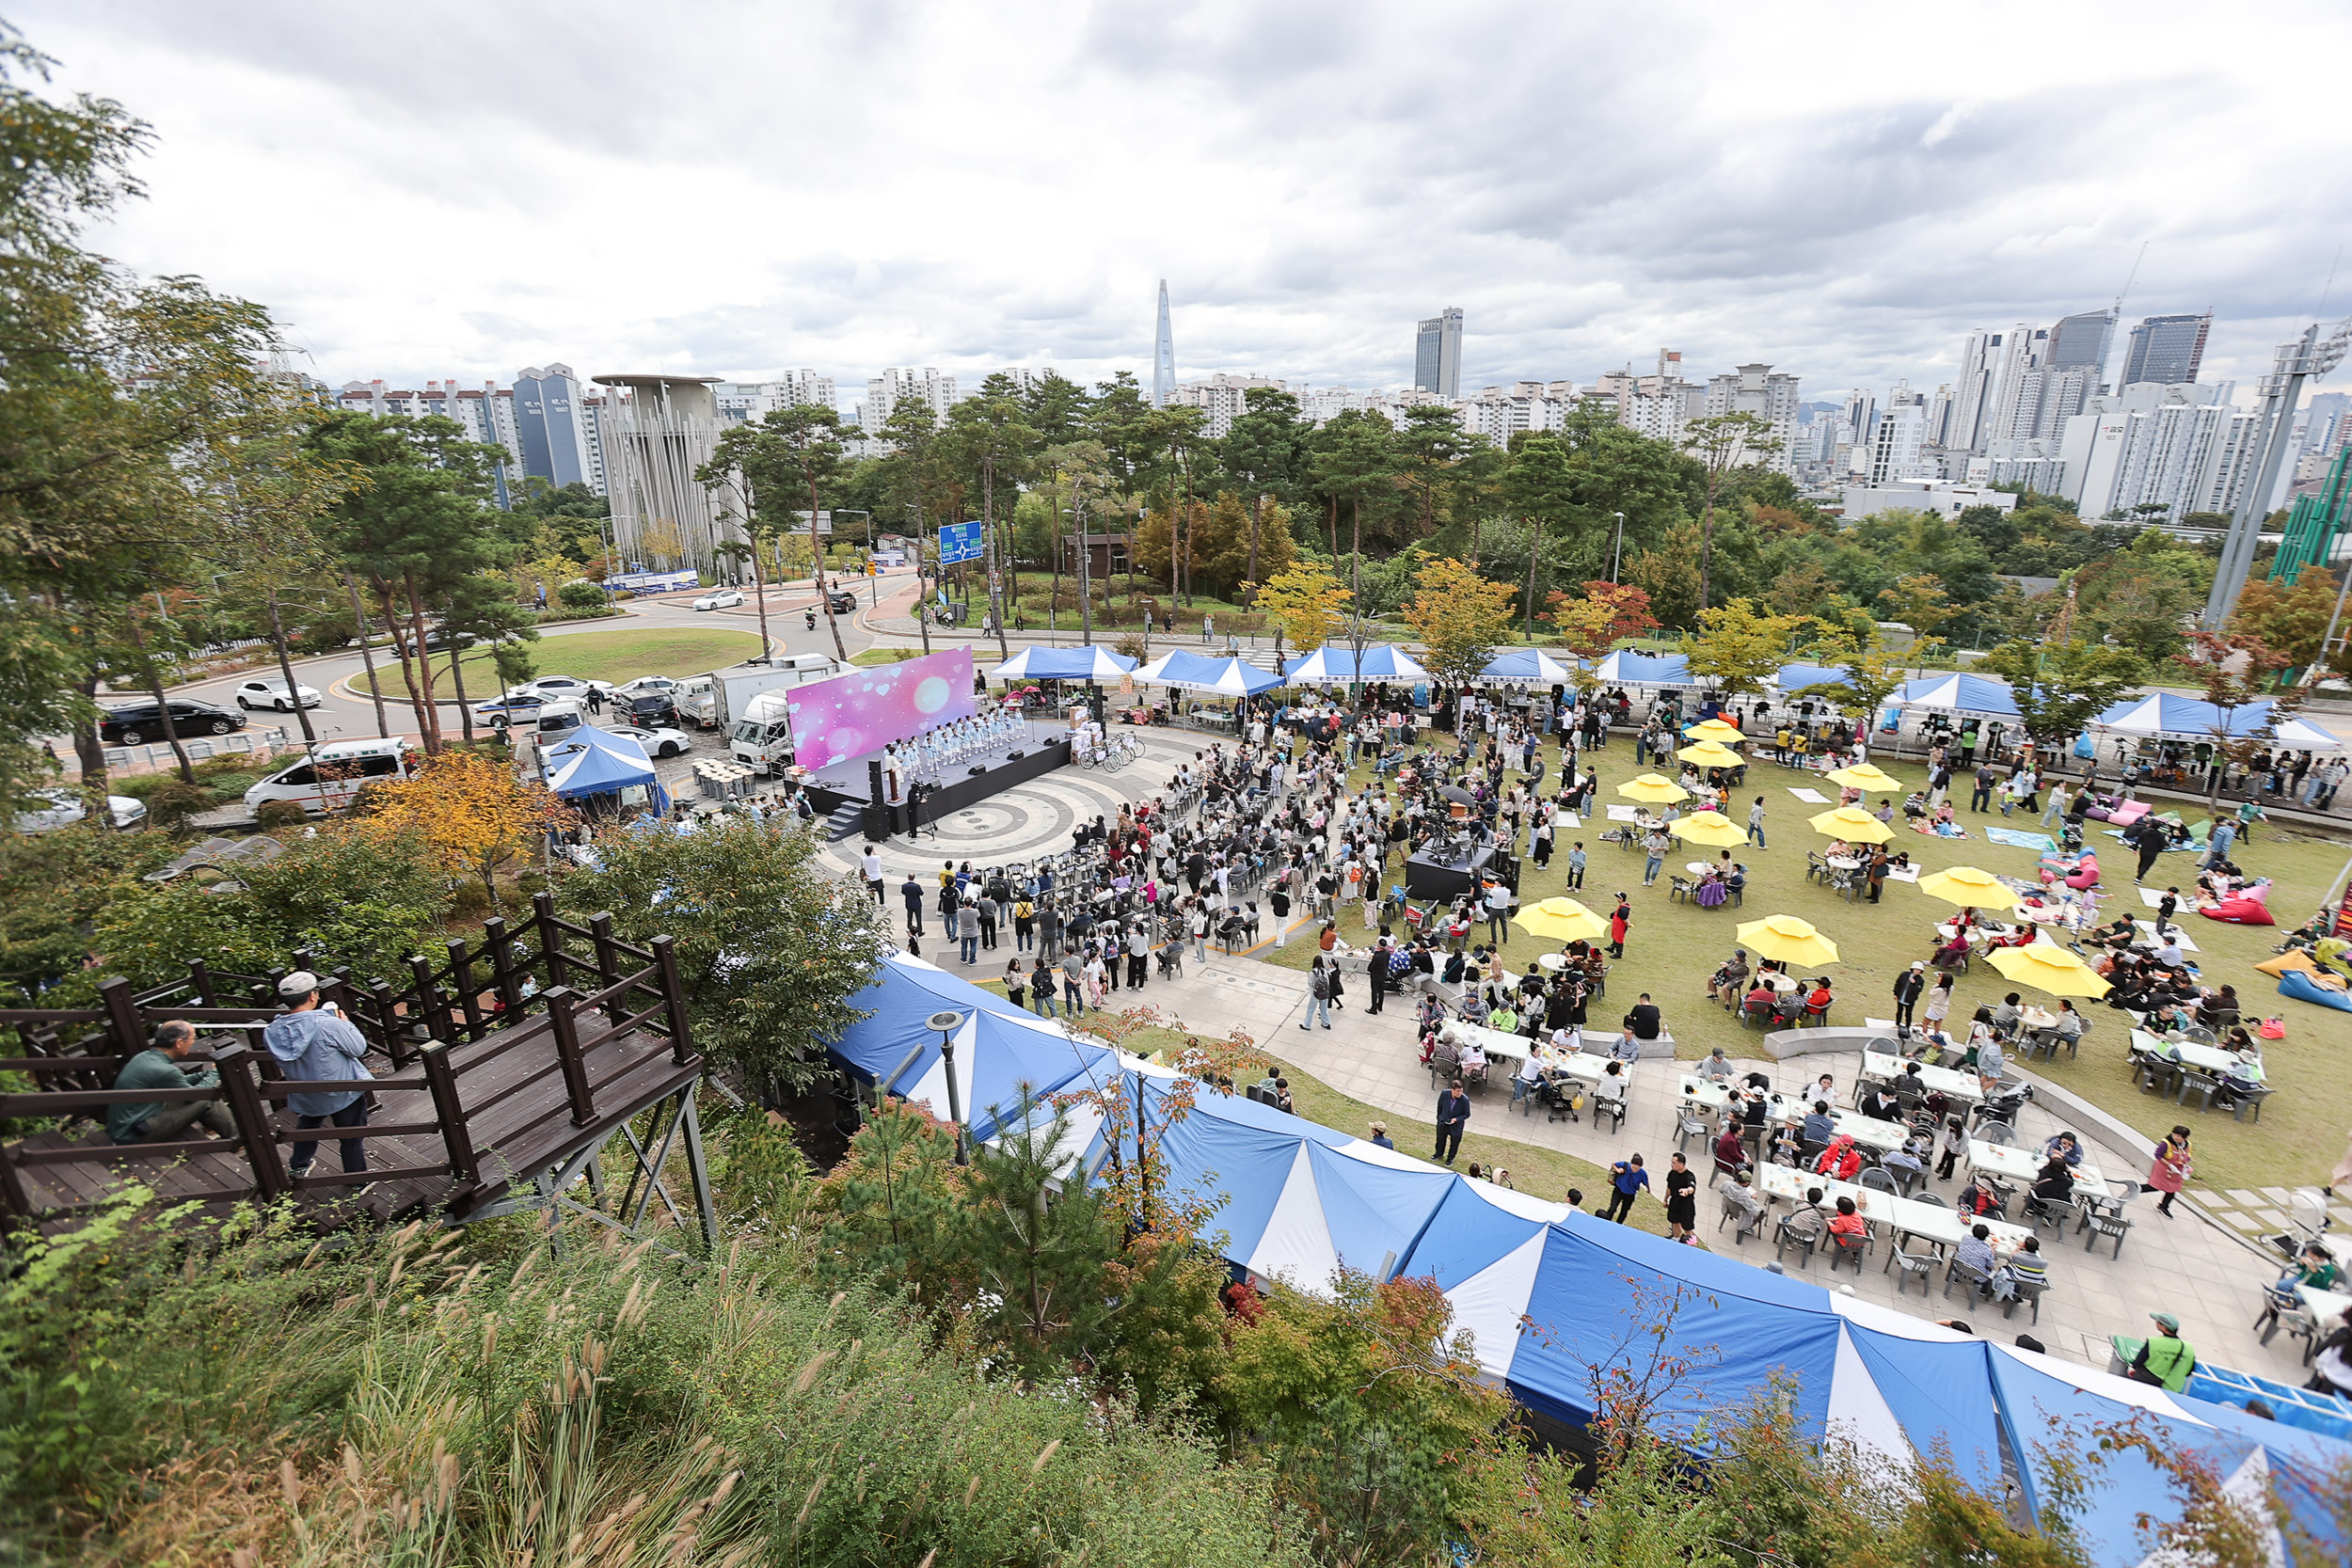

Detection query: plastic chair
xmin=1717 ymin=1194 xmax=1764 ymax=1243
xmin=2176 ymin=1070 xmax=2221 ymax=1113
xmin=2023 ymin=1192 xmax=2073 ymax=1235
xmin=2002 ymin=1276 xmax=2049 ymax=1324
xmin=1944 ymin=1258 xmax=1994 ymax=1301
xmin=1676 ymin=1109 xmax=1709 ymax=1154
xmin=1594 ymin=1094 xmax=1627 ymax=1134
xmin=1884 ymin=1240 xmax=1939 ymax=1298
xmin=2231 ymin=1085 xmax=2275 ymax=1124
xmin=1827 ymin=1228 xmax=1870 ymax=1274
xmin=1857 ymin=1167 xmax=1899 ymax=1195
xmin=2077 ymin=1189 xmax=2136 ymax=1259
xmin=1977 ymin=1120 xmax=2017 ymax=1147
xmin=1773 ymin=1215 xmax=1820 ymax=1268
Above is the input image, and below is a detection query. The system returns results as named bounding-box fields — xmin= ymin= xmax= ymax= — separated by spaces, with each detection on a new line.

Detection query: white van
xmin=245 ymin=737 xmax=417 ymax=816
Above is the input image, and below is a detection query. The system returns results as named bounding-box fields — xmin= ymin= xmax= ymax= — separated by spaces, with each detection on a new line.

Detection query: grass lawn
xmin=358 ymin=627 xmax=765 ymax=697
xmin=851 ymin=647 xmax=927 ymax=667
xmin=1240 ymin=735 xmax=2352 ymax=1193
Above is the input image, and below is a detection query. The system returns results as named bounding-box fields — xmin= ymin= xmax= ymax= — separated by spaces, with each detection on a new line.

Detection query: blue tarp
xmin=1481 ymin=648 xmax=1575 ymax=683
xmin=542 ymin=725 xmax=662 ymax=803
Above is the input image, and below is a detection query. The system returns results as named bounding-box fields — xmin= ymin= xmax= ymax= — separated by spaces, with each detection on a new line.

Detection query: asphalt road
xmin=87 ymin=571 xmax=914 ymax=762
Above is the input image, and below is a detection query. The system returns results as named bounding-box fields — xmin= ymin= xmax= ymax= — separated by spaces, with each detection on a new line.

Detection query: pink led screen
xmin=784 ymin=647 xmax=976 ymax=769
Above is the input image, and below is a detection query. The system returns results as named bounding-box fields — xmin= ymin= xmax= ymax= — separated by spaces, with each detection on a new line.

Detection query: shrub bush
xmin=140 ymin=782 xmax=209 ymax=829
xmin=557 ymin=578 xmax=607 ymax=611
xmin=251 ymin=800 xmax=309 ymax=830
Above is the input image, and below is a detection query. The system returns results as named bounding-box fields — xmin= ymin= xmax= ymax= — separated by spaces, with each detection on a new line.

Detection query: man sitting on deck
xmin=107 ymin=1020 xmax=234 ymax=1145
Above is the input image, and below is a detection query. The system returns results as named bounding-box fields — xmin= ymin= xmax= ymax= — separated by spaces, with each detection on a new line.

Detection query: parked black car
xmin=827 ymin=591 xmax=858 ymax=614
xmin=99 ymin=699 xmax=247 ymax=746
xmin=622 ymin=692 xmax=679 ymax=728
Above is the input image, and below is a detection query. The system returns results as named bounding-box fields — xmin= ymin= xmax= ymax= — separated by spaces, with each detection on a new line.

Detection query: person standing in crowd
xmin=1608 ymin=893 xmax=1631 ymax=958
xmin=2144 ymin=1125 xmax=2193 ymax=1217
xmin=1434 ymin=1079 xmax=1471 ymax=1165
xmin=1747 ymin=796 xmax=1767 ymax=850
xmin=266 ymin=973 xmax=373 ymax=1179
xmin=1603 ymin=1153 xmax=1649 ymax=1223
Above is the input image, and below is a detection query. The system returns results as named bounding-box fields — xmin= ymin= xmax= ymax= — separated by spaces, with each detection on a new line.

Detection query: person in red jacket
xmin=1608 ymin=894 xmax=1632 ymax=958
xmin=1814 ymin=1133 xmax=1863 ymax=1183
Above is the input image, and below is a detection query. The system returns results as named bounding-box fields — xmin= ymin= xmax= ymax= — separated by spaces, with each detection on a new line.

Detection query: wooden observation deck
xmin=0 ymin=893 xmax=712 ymax=1246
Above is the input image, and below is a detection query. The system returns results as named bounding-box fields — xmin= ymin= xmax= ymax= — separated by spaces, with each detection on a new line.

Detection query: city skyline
xmin=29 ymin=2 xmax=2349 ymax=403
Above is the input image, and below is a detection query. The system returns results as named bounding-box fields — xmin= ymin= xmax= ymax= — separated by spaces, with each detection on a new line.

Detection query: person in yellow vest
xmin=2126 ymin=1310 xmax=2198 ymax=1392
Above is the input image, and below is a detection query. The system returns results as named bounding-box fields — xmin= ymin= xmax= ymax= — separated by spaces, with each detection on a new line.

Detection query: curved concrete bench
xmin=1762 ymin=1025 xmax=1903 ymax=1061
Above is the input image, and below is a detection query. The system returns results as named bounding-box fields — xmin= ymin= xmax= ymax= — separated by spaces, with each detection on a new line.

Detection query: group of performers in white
xmin=881 ymin=707 xmax=1030 ymax=802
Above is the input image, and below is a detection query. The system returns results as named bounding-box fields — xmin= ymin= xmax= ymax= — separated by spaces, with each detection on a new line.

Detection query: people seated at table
xmin=1813 ymin=1133 xmax=1863 ymax=1182
xmin=1857 ymin=1082 xmax=1901 ymax=1123
xmin=2029 ymin=1154 xmax=2075 ymax=1208
xmin=2215 ymin=1047 xmax=2266 ymax=1109
xmin=1955 ymin=1223 xmax=1999 ymax=1283
xmin=1713 ymin=1121 xmax=1751 ymax=1179
xmin=1990 ymin=992 xmax=2023 ymax=1037
xmin=1930 ymin=928 xmax=1974 ymax=972
xmin=1456 ymin=990 xmax=1488 ymax=1025
xmin=1783 ymin=1185 xmax=1831 ymax=1243
xmin=1486 ymin=998 xmax=1519 ymax=1035
xmin=1803 ymin=976 xmax=1834 ymax=1023
xmin=1696 ymin=1045 xmax=1735 ymax=1084
xmin=1825 ymin=1196 xmax=1868 ymax=1243
xmin=1741 ymin=979 xmax=1776 ymax=1023
xmin=1800 ymin=1100 xmax=1836 ymax=1148
xmin=1716 ymin=1168 xmax=1768 ymax=1236
xmin=2197 ymin=984 xmax=2241 ymax=1027
xmin=1992 ymin=1236 xmax=2047 ymax=1302
xmin=2041 ymin=1132 xmax=2085 ymax=1167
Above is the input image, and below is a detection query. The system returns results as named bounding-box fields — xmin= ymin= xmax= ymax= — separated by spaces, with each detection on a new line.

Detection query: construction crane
xmin=2201 ymin=313 xmax=2352 ymax=629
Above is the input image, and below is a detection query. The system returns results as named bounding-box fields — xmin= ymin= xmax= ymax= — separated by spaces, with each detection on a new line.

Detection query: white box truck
xmin=679 ymin=654 xmax=843 ymax=730
xmin=728 ymin=689 xmax=801 ymax=773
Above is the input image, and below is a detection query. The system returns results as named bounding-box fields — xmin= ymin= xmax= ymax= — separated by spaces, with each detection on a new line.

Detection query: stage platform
xmin=804 ymin=730 xmax=1071 ymax=834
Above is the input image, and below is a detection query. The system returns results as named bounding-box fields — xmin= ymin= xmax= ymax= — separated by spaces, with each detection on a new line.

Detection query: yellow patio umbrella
xmin=1823 ymin=762 xmax=1900 ymax=791
xmin=1515 ymin=896 xmax=1610 ymax=942
xmin=1617 ymin=773 xmax=1691 ymax=804
xmin=1986 ymin=941 xmax=2111 ymax=999
xmin=1669 ymin=812 xmax=1749 ymax=847
xmin=1734 ymin=913 xmax=1841 ymax=967
xmin=1915 ymin=864 xmax=2022 ymax=912
xmin=1676 ymin=740 xmax=1746 ymax=768
xmin=1808 ymin=805 xmax=1896 ymax=844
xmin=1683 ymin=718 xmax=1746 ymax=744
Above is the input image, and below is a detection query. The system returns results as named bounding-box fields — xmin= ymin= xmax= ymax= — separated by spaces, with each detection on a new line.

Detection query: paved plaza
xmin=821 ymin=727 xmax=2344 ymax=1386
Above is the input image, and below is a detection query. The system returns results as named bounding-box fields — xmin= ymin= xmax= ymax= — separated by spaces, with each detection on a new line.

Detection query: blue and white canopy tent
xmin=1134 ymin=649 xmax=1284 ymax=696
xmin=1590 ymin=650 xmax=1695 ymax=687
xmin=2095 ymin=693 xmax=2344 ymax=752
xmin=1282 ymin=643 xmax=1431 ymax=685
xmin=1771 ymin=661 xmax=1859 ymax=697
xmin=540 ymin=725 xmax=672 ymax=815
xmin=820 ymin=967 xmax=2350 ymax=1564
xmin=1480 ymin=648 xmax=1576 ymax=684
xmin=988 ymin=644 xmax=1136 ymax=682
xmin=1895 ymin=673 xmax=2021 ymax=718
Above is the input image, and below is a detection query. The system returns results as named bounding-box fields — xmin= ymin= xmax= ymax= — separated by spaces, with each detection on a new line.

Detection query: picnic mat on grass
xmin=1788 ymin=787 xmax=1831 ymax=803
xmin=1984 ymin=827 xmax=2056 ymax=851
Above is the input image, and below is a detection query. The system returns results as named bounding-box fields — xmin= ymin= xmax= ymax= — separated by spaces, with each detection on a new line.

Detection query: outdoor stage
xmin=803 ymin=730 xmax=1071 ymax=834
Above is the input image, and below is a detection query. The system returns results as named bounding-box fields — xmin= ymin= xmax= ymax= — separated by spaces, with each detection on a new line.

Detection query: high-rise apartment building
xmin=2120 ymin=312 xmax=2212 ymax=388
xmin=1701 ymin=363 xmax=1802 ymax=472
xmin=1454 ymin=381 xmax=1583 ymax=442
xmin=1414 ymin=308 xmax=1464 ymax=400
xmin=713 ymin=372 xmax=837 ymax=426
xmin=1590 ymin=351 xmax=1702 ymax=444
xmin=336 ymin=372 xmax=612 ymax=505
xmin=1868 ymin=403 xmax=1931 ymax=484
xmin=2057 ymin=381 xmax=2255 ymax=524
xmin=1948 ymin=325 xmax=2044 ymax=454
xmin=861 ymin=367 xmax=958 ymax=435
xmin=1168 ymin=372 xmax=1288 ymax=436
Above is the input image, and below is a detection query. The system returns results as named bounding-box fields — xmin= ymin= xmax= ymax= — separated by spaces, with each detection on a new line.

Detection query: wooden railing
xmin=0 ymin=893 xmax=697 ymax=1221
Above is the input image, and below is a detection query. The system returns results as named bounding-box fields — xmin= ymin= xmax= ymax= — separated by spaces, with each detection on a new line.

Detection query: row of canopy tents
xmin=824 ymin=955 xmax=2347 ymax=1565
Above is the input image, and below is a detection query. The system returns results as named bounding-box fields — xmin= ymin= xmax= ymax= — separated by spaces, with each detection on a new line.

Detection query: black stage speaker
xmin=968 ymin=765 xmax=986 ymax=775
xmin=866 ymin=758 xmax=886 ymax=802
xmin=860 ymin=803 xmax=892 ymax=840
xmin=1007 ymin=748 xmax=1026 ymax=759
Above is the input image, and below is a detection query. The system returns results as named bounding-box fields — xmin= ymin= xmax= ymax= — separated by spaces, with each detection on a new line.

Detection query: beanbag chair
xmin=2202 ymin=895 xmax=2277 ymax=926
xmin=2109 ymin=800 xmax=2152 ymax=826
xmin=2255 ymin=950 xmax=2320 ymax=977
xmin=2280 ymin=969 xmax=2352 ymax=1011
xmin=2064 ymin=854 xmax=2101 ymax=891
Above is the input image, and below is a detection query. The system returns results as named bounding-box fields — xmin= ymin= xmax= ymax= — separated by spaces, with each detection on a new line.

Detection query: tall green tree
xmin=697 ymin=404 xmax=855 ymax=661
xmin=1307 ymin=411 xmax=1401 ymax=668
xmin=1980 ymin=639 xmax=2145 ymax=751
xmin=307 ymin=411 xmax=508 ymax=753
xmin=1681 ymin=412 xmax=1773 ymax=612
xmin=1222 ymin=387 xmax=1310 ymax=589
xmin=943 ymin=391 xmax=1039 ymax=657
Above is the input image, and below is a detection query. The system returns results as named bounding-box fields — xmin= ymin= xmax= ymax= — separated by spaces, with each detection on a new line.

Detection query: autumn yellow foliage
xmin=355 ymin=748 xmax=572 ymax=902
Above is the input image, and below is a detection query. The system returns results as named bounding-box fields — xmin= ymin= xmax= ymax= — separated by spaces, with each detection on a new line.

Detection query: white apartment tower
xmin=862 ymin=367 xmax=958 ymax=434
xmin=1702 ymin=363 xmax=1803 ymax=472
xmin=1168 ymin=372 xmax=1288 ymax=437
xmin=713 ymin=372 xmax=838 ymax=426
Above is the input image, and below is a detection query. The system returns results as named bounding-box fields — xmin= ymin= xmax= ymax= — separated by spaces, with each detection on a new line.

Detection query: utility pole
xmin=2203 ymin=317 xmax=2349 ymax=629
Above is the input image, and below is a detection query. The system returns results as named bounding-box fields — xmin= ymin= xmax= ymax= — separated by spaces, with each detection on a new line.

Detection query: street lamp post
xmin=929 ymin=1010 xmax=968 ymax=1165
xmin=1611 ymin=512 xmax=1628 ymax=584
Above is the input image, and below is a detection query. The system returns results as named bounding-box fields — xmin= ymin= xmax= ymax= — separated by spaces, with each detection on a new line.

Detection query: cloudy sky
xmin=19 ymin=1 xmax=2352 ymax=405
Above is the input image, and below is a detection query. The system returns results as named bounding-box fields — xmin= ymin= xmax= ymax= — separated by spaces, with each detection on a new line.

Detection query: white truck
xmin=678 ymin=654 xmax=843 ymax=730
xmin=728 ymin=689 xmax=803 ymax=773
